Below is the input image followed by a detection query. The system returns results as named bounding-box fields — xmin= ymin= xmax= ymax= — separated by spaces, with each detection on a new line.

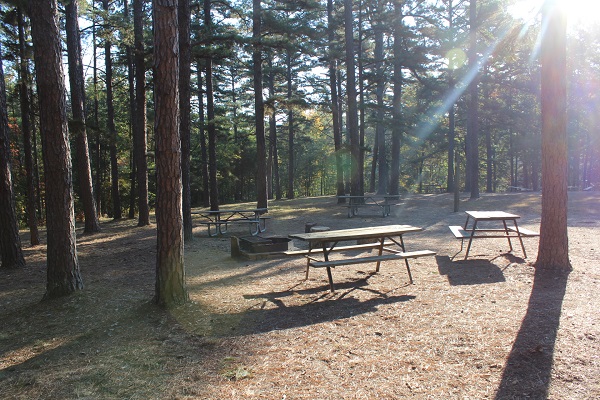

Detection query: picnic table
xmin=448 ymin=211 xmax=539 ymax=260
xmin=289 ymin=225 xmax=435 ymax=292
xmin=337 ymin=194 xmax=401 ymax=218
xmin=193 ymin=208 xmax=269 ymax=236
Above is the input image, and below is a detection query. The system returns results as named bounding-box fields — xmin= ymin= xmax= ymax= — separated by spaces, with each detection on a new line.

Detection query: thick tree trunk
xmin=17 ymin=8 xmax=40 ymax=246
xmin=134 ymin=0 xmax=150 ymax=226
xmin=29 ymin=0 xmax=83 ymax=297
xmin=153 ymin=0 xmax=187 ymax=307
xmin=179 ymin=0 xmax=192 ymax=241
xmin=65 ymin=0 xmax=100 ymax=234
xmin=536 ymin=0 xmax=570 ymax=271
xmin=0 ymin=45 xmax=26 ymax=269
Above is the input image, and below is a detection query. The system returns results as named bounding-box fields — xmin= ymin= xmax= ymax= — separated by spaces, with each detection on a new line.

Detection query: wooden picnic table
xmin=289 ymin=225 xmax=435 ymax=292
xmin=193 ymin=208 xmax=269 ymax=236
xmin=448 ymin=211 xmax=539 ymax=260
xmin=337 ymin=194 xmax=401 ymax=218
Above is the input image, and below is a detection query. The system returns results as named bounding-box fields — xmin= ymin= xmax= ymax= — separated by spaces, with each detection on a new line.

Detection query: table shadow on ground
xmin=436 ymin=255 xmax=506 ymax=285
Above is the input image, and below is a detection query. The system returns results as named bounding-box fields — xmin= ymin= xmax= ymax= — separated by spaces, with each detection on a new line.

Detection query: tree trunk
xmin=92 ymin=14 xmax=103 ymax=216
xmin=0 ymin=45 xmax=26 ymax=269
xmin=467 ymin=0 xmax=480 ymax=199
xmin=286 ymin=51 xmax=294 ymax=200
xmin=65 ymin=0 xmax=101 ymax=233
xmin=29 ymin=0 xmax=83 ymax=297
xmin=179 ymin=0 xmax=192 ymax=241
xmin=327 ymin=0 xmax=344 ymax=202
xmin=17 ymin=8 xmax=40 ymax=246
xmin=124 ymin=0 xmax=137 ymax=220
xmin=204 ymin=0 xmax=219 ymax=211
xmin=389 ymin=0 xmax=403 ymax=196
xmin=344 ymin=0 xmax=360 ymax=197
xmin=253 ymin=0 xmax=268 ymax=209
xmin=103 ymin=0 xmax=122 ymax=219
xmin=374 ymin=18 xmax=387 ymax=195
xmin=153 ymin=0 xmax=187 ymax=307
xmin=134 ymin=0 xmax=150 ymax=226
xmin=536 ymin=0 xmax=570 ymax=271
xmin=196 ymin=64 xmax=210 ymax=207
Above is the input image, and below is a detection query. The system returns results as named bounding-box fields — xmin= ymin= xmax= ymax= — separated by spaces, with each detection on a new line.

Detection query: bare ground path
xmin=1 ymin=192 xmax=599 ymax=399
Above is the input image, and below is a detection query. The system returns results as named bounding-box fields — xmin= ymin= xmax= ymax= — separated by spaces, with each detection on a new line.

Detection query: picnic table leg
xmin=502 ymin=220 xmax=514 ymax=252
xmin=399 ymin=235 xmax=413 ymax=284
xmin=464 ymin=220 xmax=478 ymax=260
xmin=511 ymin=219 xmax=527 ymax=258
xmin=375 ymin=238 xmax=385 ymax=272
xmin=323 ymin=241 xmax=338 ymax=292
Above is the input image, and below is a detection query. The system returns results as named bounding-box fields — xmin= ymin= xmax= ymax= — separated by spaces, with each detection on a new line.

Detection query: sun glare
xmin=509 ymin=0 xmax=600 ymax=28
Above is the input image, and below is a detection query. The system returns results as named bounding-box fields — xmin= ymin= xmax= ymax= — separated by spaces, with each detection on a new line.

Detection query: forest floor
xmin=1 ymin=192 xmax=599 ymax=399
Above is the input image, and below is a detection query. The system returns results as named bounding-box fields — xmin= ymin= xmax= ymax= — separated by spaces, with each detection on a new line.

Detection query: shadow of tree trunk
xmin=495 ymin=267 xmax=570 ymax=399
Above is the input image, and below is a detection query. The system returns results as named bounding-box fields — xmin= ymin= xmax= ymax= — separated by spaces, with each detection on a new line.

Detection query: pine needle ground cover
xmin=1 ymin=193 xmax=599 ymax=399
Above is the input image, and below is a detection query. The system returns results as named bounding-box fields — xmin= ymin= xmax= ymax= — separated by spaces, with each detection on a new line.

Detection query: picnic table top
xmin=289 ymin=224 xmax=422 ymax=242
xmin=192 ymin=207 xmax=268 ymax=215
xmin=465 ymin=211 xmax=520 ymax=220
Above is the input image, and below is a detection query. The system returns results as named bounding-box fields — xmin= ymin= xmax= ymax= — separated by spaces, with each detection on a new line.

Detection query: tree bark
xmin=134 ymin=0 xmax=150 ymax=226
xmin=467 ymin=0 xmax=480 ymax=199
xmin=65 ymin=0 xmax=101 ymax=233
xmin=253 ymin=0 xmax=268 ymax=209
xmin=29 ymin=0 xmax=83 ymax=297
xmin=344 ymin=0 xmax=360 ymax=197
xmin=536 ymin=0 xmax=570 ymax=271
xmin=17 ymin=8 xmax=40 ymax=246
xmin=0 ymin=44 xmax=26 ymax=269
xmin=389 ymin=0 xmax=403 ymax=196
xmin=196 ymin=63 xmax=210 ymax=207
xmin=327 ymin=0 xmax=344 ymax=202
xmin=286 ymin=51 xmax=294 ymax=200
xmin=179 ymin=0 xmax=193 ymax=241
xmin=153 ymin=0 xmax=187 ymax=306
xmin=204 ymin=0 xmax=219 ymax=211
xmin=374 ymin=17 xmax=387 ymax=195
xmin=103 ymin=0 xmax=122 ymax=219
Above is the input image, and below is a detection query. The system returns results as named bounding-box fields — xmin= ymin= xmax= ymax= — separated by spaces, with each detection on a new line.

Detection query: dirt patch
xmin=1 ymin=192 xmax=599 ymax=399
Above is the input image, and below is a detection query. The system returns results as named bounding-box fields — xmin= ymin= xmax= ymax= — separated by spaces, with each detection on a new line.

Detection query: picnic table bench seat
xmin=308 ymin=250 xmax=436 ymax=269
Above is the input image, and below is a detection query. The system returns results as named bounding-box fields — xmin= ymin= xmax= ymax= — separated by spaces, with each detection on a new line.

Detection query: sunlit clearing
xmin=509 ymin=0 xmax=600 ymax=27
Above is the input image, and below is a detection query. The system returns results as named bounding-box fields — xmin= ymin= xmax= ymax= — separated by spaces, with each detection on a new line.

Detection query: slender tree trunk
xmin=344 ymin=0 xmax=360 ymax=196
xmin=536 ymin=0 xmax=570 ymax=271
xmin=92 ymin=14 xmax=103 ymax=216
xmin=125 ymin=0 xmax=137 ymax=220
xmin=134 ymin=0 xmax=150 ymax=226
xmin=286 ymin=51 xmax=294 ymax=199
xmin=153 ymin=0 xmax=187 ymax=306
xmin=390 ymin=0 xmax=403 ymax=195
xmin=446 ymin=1 xmax=455 ymax=193
xmin=357 ymin=2 xmax=365 ymax=195
xmin=103 ymin=0 xmax=122 ymax=219
xmin=203 ymin=0 xmax=219 ymax=211
xmin=266 ymin=58 xmax=281 ymax=200
xmin=253 ymin=0 xmax=268 ymax=209
xmin=0 ymin=45 xmax=26 ymax=269
xmin=196 ymin=64 xmax=210 ymax=207
xmin=374 ymin=18 xmax=387 ymax=195
xmin=467 ymin=0 xmax=479 ymax=199
xmin=179 ymin=0 xmax=192 ymax=241
xmin=17 ymin=8 xmax=40 ymax=246
xmin=328 ymin=0 xmax=344 ymax=202
xmin=29 ymin=0 xmax=83 ymax=297
xmin=66 ymin=0 xmax=101 ymax=233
